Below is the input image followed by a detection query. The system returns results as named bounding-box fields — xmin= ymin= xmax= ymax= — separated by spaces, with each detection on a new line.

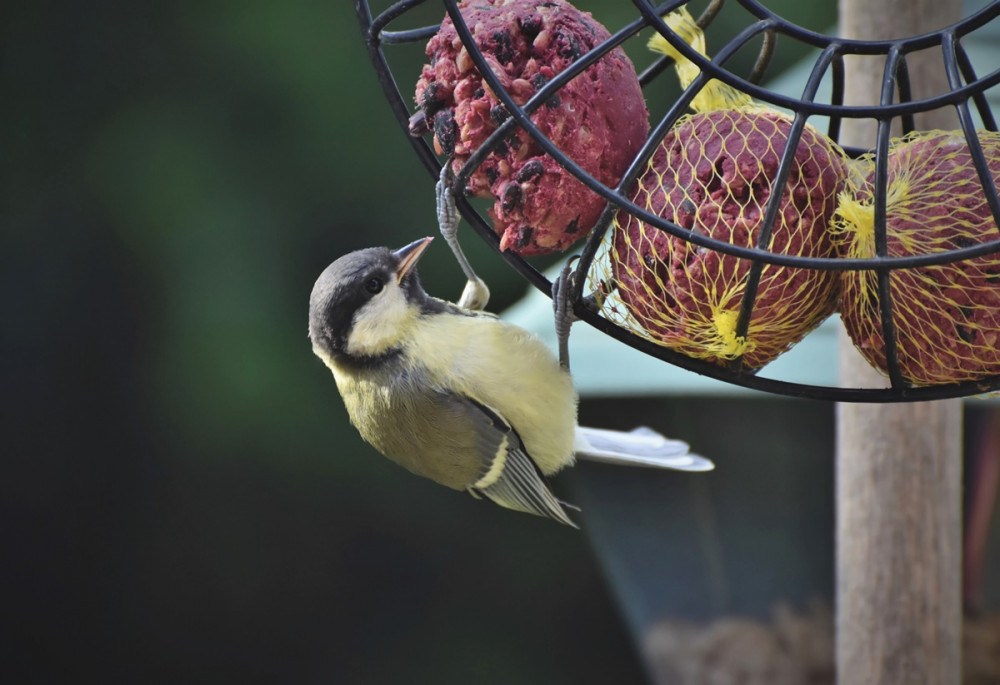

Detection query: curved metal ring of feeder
xmin=356 ymin=0 xmax=1000 ymax=402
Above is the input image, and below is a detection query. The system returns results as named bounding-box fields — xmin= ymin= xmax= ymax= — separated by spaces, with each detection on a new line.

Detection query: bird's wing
xmin=459 ymin=397 xmax=579 ymax=527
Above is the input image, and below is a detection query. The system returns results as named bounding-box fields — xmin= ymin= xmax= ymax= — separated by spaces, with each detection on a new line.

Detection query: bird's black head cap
xmin=308 ymin=238 xmax=433 ymax=363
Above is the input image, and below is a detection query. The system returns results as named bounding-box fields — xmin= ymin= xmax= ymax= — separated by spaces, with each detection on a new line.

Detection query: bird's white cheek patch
xmin=345 ymin=286 xmax=415 ymax=357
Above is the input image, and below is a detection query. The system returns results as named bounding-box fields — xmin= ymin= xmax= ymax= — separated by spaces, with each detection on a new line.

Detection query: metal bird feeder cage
xmin=356 ymin=0 xmax=1000 ymax=402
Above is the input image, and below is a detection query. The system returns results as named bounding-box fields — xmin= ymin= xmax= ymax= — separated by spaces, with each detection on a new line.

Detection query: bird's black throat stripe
xmin=331 ymin=345 xmax=404 ymax=371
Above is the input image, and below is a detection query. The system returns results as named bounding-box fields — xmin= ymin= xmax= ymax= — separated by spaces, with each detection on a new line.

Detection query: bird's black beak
xmin=394 ymin=236 xmax=433 ymax=283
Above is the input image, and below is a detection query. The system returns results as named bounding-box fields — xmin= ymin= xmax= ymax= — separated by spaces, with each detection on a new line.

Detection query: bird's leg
xmin=552 ymin=261 xmax=578 ymax=372
xmin=436 ymin=165 xmax=490 ymax=311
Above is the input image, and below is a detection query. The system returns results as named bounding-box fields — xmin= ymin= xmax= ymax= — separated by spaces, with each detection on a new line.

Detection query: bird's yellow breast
xmin=330 ymin=363 xmax=490 ymax=489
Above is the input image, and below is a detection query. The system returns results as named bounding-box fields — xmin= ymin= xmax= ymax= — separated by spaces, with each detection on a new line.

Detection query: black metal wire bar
xmin=634 ymin=18 xmax=779 ymax=180
xmin=747 ymin=29 xmax=777 ymax=85
xmin=637 ymin=0 xmax=718 ymax=89
xmin=696 ymin=0 xmax=726 ymax=29
xmin=829 ymin=52 xmax=845 ymax=144
xmin=571 ymin=65 xmax=722 ymax=304
xmin=433 ymin=0 xmax=653 ymax=296
xmin=571 ymin=293 xmax=1000 ymax=401
xmin=358 ymin=0 xmax=440 ymax=176
xmin=622 ymin=1 xmax=696 ymax=90
xmin=730 ymin=43 xmax=840 ymax=368
xmin=380 ymin=25 xmax=438 ymax=44
xmin=450 ymin=7 xmax=653 ymax=196
xmin=597 ymin=216 xmax=1000 ymax=269
xmin=580 ymin=23 xmax=1000 ymax=275
xmin=446 ymin=0 xmax=643 ymax=192
xmin=568 ymin=204 xmax=618 ymax=310
xmin=639 ymin=55 xmax=678 ymax=88
xmin=573 ymin=38 xmax=722 ymax=305
xmin=361 ymin=0 xmax=554 ymax=294
xmin=636 ymin=0 xmax=1000 ymax=118
xmin=894 ymin=54 xmax=916 ymax=135
xmin=370 ymin=0 xmax=431 ymax=35
xmin=636 ymin=0 xmax=778 ymax=87
xmin=362 ymin=0 xmax=522 ymax=290
xmin=570 ymin=70 xmax=714 ymax=298
xmin=576 ymin=1 xmax=746 ymax=336
xmin=954 ymin=40 xmax=998 ymax=131
xmin=943 ymin=31 xmax=1000 ymax=241
xmin=874 ymin=46 xmax=905 ymax=389
xmin=951 ymin=1 xmax=1000 ymax=38
xmin=649 ymin=0 xmax=692 ymax=16
xmin=576 ymin=14 xmax=783 ymax=289
xmin=736 ymin=0 xmax=1000 ymax=52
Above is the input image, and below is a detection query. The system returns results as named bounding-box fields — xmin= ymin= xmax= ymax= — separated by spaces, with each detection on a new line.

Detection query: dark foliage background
xmin=2 ymin=1 xmax=837 ymax=682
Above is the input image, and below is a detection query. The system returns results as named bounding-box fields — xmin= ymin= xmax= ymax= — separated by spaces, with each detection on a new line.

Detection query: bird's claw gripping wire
xmin=436 ymin=165 xmax=490 ymax=311
xmin=552 ymin=260 xmax=579 ymax=372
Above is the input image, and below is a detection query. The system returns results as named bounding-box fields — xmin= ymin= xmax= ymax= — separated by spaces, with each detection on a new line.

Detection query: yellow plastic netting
xmin=833 ymin=130 xmax=1000 ymax=385
xmin=593 ymin=8 xmax=848 ymax=369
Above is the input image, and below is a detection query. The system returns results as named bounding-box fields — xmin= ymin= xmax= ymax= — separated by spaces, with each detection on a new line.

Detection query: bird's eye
xmin=364 ymin=277 xmax=384 ymax=294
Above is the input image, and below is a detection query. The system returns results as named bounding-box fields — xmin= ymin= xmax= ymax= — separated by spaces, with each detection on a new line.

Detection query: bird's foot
xmin=458 ymin=277 xmax=490 ymax=311
xmin=435 ymin=164 xmax=462 ymax=245
xmin=436 ymin=164 xmax=490 ymax=311
xmin=552 ymin=260 xmax=578 ymax=371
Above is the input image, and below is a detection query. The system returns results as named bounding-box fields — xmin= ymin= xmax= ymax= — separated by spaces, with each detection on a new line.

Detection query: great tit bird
xmin=308 ymin=236 xmax=713 ymax=526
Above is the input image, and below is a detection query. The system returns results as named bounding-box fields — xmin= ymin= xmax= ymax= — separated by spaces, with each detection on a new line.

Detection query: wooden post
xmin=836 ymin=1 xmax=963 ymax=683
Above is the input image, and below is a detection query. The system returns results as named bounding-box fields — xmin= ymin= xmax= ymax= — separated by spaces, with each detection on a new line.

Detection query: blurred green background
xmin=2 ymin=1 xmax=838 ymax=682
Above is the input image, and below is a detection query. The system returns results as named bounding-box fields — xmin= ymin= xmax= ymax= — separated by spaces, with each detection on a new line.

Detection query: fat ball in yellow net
xmin=833 ymin=130 xmax=1000 ymax=386
xmin=597 ymin=8 xmax=848 ymax=370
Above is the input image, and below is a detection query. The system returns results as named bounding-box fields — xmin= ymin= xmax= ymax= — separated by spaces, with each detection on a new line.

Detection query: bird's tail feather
xmin=573 ymin=426 xmax=714 ymax=472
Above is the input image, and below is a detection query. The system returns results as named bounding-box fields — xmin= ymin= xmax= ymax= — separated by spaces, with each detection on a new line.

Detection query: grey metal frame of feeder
xmin=355 ymin=0 xmax=1000 ymax=402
